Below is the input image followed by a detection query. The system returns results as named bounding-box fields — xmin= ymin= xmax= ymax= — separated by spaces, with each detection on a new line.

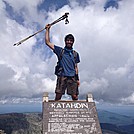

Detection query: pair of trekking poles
xmin=13 ymin=12 xmax=69 ymax=46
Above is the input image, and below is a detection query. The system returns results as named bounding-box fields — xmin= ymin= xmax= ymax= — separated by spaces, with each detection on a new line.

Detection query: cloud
xmin=0 ymin=0 xmax=134 ymax=104
xmin=0 ymin=0 xmax=56 ymax=103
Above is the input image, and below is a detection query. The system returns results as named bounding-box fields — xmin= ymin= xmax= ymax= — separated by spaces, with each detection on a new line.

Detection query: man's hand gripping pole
xmin=13 ymin=12 xmax=69 ymax=46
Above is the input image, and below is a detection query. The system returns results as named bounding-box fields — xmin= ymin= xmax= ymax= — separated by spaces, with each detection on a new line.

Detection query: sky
xmin=0 ymin=0 xmax=134 ymax=107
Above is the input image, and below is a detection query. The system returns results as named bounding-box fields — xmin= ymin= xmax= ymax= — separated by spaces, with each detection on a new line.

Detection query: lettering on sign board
xmin=43 ymin=101 xmax=102 ymax=134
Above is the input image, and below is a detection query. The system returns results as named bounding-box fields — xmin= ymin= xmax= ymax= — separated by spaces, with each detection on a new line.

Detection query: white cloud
xmin=0 ymin=0 xmax=134 ymax=104
xmin=121 ymin=93 xmax=134 ymax=104
xmin=0 ymin=0 xmax=56 ymax=102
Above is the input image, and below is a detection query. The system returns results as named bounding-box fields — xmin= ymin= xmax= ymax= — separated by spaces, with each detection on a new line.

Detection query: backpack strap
xmin=73 ymin=50 xmax=77 ymax=63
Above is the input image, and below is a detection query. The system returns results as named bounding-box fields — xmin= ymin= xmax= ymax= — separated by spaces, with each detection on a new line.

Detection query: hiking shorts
xmin=55 ymin=76 xmax=79 ymax=95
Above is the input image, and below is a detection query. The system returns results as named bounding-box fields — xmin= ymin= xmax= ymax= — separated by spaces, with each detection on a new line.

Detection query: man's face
xmin=65 ymin=38 xmax=74 ymax=49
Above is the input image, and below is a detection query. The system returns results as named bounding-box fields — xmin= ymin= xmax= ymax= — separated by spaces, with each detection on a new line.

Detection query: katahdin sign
xmin=42 ymin=93 xmax=102 ymax=134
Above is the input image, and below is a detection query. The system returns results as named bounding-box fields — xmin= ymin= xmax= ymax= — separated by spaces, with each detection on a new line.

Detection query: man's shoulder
xmin=54 ymin=45 xmax=63 ymax=49
xmin=54 ymin=45 xmax=63 ymax=53
xmin=53 ymin=45 xmax=63 ymax=57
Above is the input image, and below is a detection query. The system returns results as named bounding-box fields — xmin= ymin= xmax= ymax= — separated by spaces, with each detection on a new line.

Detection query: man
xmin=45 ymin=24 xmax=80 ymax=101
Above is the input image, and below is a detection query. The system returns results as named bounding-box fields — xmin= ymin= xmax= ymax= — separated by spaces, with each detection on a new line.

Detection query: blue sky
xmin=0 ymin=0 xmax=134 ymax=107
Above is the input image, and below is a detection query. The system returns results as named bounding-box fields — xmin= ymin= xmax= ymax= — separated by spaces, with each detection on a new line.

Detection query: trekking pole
xmin=13 ymin=12 xmax=69 ymax=46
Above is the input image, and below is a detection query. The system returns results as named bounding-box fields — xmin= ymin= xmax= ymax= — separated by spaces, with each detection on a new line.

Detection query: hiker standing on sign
xmin=45 ymin=24 xmax=80 ymax=101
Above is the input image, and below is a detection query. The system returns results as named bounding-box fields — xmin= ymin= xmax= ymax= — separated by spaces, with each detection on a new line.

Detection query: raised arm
xmin=45 ymin=24 xmax=54 ymax=50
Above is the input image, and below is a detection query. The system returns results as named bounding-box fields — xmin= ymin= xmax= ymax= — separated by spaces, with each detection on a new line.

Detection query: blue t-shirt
xmin=53 ymin=45 xmax=80 ymax=77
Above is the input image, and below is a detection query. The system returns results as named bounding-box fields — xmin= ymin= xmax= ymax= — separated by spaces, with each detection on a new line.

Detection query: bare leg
xmin=55 ymin=93 xmax=62 ymax=101
xmin=71 ymin=94 xmax=78 ymax=100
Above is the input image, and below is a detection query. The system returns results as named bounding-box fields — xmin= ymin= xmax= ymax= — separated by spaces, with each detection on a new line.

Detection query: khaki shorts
xmin=55 ymin=76 xmax=79 ymax=95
